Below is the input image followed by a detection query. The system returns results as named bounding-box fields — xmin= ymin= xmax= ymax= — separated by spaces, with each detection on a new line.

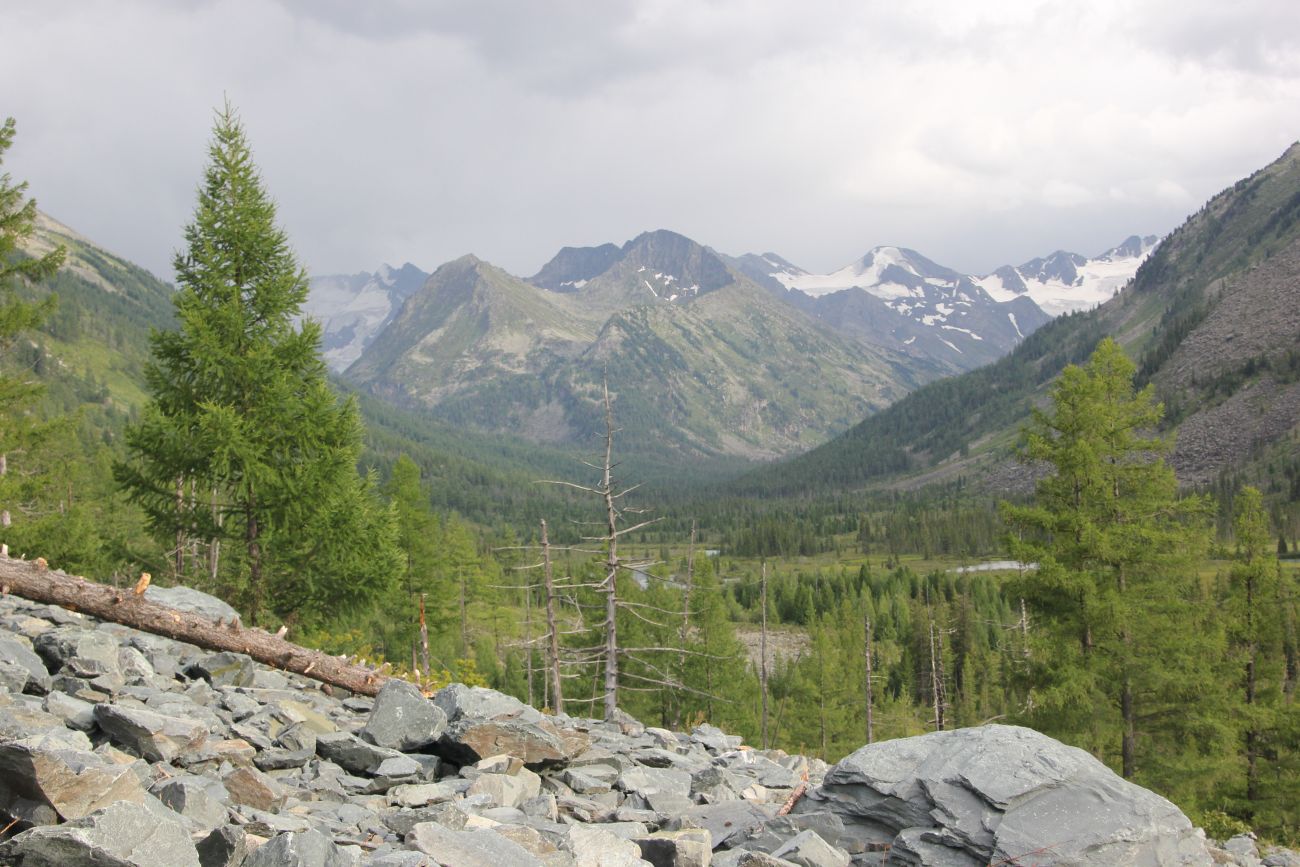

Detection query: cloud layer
xmin=6 ymin=0 xmax=1299 ymax=280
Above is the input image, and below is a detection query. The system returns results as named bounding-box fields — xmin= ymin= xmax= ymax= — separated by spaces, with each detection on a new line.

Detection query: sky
xmin=6 ymin=0 xmax=1300 ymax=282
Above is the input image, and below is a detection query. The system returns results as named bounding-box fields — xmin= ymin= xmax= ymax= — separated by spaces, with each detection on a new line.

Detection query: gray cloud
xmin=3 ymin=0 xmax=1298 ymax=284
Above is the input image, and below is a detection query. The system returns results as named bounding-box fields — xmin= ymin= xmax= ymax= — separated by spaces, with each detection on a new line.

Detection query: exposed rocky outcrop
xmin=0 ymin=585 xmax=1287 ymax=866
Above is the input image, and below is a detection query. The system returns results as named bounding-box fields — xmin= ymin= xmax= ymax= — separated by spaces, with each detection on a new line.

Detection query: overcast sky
xmin=6 ymin=0 xmax=1299 ymax=282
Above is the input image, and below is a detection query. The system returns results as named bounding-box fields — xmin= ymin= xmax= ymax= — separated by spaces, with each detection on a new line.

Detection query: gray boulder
xmin=362 ymin=679 xmax=446 ymax=751
xmin=434 ymin=684 xmax=588 ymax=767
xmin=196 ymin=825 xmax=249 ymax=867
xmin=407 ymin=821 xmax=544 ymax=866
xmin=33 ymin=628 xmax=122 ymax=682
xmin=770 ymin=830 xmax=850 ymax=867
xmin=144 ymin=585 xmax=240 ymax=622
xmin=0 ymin=740 xmax=147 ymax=824
xmin=0 ymin=637 xmax=51 ymax=694
xmin=0 ymin=799 xmax=200 ymax=866
xmin=186 ymin=652 xmax=257 ymax=688
xmin=317 ymin=731 xmax=406 ymax=776
xmin=243 ymin=829 xmax=354 ymax=867
xmin=794 ymin=724 xmax=1211 ymax=866
xmin=94 ymin=703 xmax=208 ymax=762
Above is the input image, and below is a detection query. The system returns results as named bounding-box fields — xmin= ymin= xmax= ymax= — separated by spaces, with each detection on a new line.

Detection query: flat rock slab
xmin=796 ymin=724 xmax=1211 ymax=867
xmin=0 ymin=740 xmax=147 ymax=824
xmin=407 ymin=821 xmax=544 ymax=867
xmin=94 ymin=703 xmax=208 ymax=762
xmin=243 ymin=829 xmax=355 ymax=867
xmin=0 ymin=799 xmax=200 ymax=866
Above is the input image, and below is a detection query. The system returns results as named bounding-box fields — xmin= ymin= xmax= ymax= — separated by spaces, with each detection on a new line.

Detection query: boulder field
xmin=0 ymin=587 xmax=1287 ymax=866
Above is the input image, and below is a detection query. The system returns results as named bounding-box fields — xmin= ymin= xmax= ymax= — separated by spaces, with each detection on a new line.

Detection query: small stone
xmin=224 ymin=765 xmax=286 ymax=812
xmin=770 ymin=829 xmax=851 ymax=867
xmin=197 ymin=825 xmax=250 ymax=867
xmin=153 ymin=774 xmax=230 ymax=830
xmin=388 ymin=780 xmax=462 ymax=808
xmin=407 ymin=822 xmax=544 ymax=867
xmin=316 ymin=731 xmax=405 ymax=776
xmin=636 ymin=828 xmax=712 ymax=867
xmin=188 ymin=651 xmax=257 ymax=688
xmin=243 ymin=828 xmax=355 ymax=867
xmin=0 ymin=637 xmax=51 ymax=694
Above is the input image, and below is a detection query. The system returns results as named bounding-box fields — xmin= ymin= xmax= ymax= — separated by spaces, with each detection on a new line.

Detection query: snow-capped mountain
xmin=973 ymin=235 xmax=1159 ymax=316
xmin=305 ymin=263 xmax=429 ymax=372
xmin=757 ymin=246 xmax=1046 ymax=368
xmin=749 ymin=237 xmax=1157 ymax=366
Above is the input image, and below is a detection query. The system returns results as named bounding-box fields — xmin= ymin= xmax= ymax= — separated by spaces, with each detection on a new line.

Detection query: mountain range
xmin=737 ymin=142 xmax=1300 ymax=497
xmin=310 ymin=231 xmax=1154 ymax=464
xmin=14 ymin=139 xmax=1297 ymax=508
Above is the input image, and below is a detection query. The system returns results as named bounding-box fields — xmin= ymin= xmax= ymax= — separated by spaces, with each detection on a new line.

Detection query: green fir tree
xmin=117 ymin=103 xmax=399 ymax=626
xmin=1004 ymin=338 xmax=1216 ymax=782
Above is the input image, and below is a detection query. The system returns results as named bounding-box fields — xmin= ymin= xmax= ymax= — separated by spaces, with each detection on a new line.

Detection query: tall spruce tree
xmin=1004 ymin=338 xmax=1214 ymax=781
xmin=1226 ymin=486 xmax=1290 ymax=822
xmin=0 ymin=117 xmax=65 ymax=535
xmin=117 ymin=103 xmax=399 ymax=626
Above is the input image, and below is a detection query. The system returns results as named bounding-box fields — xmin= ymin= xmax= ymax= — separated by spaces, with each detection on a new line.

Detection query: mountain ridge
xmin=734 ymin=142 xmax=1300 ymax=497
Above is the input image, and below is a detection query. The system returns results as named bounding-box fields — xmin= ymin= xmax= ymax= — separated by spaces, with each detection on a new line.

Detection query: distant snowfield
xmin=772 ymin=237 xmax=1158 ymax=318
xmin=775 ymin=246 xmax=925 ymax=299
xmin=974 ymin=247 xmax=1155 ymax=317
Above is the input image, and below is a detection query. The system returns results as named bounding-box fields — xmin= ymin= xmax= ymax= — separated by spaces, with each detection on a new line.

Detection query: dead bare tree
xmin=864 ymin=611 xmax=875 ymax=744
xmin=538 ymin=377 xmax=726 ymax=722
xmin=760 ymin=560 xmax=770 ymax=750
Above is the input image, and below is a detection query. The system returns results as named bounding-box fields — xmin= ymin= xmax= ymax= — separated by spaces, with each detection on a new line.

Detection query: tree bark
xmin=600 ymin=379 xmax=619 ymax=722
xmin=541 ymin=519 xmax=563 ymax=715
xmin=864 ymin=614 xmax=874 ymax=745
xmin=0 ymin=556 xmax=393 ymax=696
xmin=760 ymin=560 xmax=769 ymax=750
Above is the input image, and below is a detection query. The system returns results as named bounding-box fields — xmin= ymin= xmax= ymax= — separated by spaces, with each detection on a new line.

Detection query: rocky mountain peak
xmin=615 ymin=229 xmax=735 ymax=297
xmin=528 ymin=243 xmax=622 ymax=292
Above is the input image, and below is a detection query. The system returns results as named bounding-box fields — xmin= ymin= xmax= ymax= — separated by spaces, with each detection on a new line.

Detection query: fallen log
xmin=0 ymin=555 xmax=394 ymax=697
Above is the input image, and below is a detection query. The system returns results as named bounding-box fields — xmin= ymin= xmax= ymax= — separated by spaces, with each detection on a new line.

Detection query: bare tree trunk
xmin=864 ymin=614 xmax=874 ymax=745
xmin=175 ymin=476 xmax=185 ymax=580
xmin=524 ymin=554 xmax=534 ymax=709
xmin=672 ymin=519 xmax=696 ymax=729
xmin=245 ymin=489 xmax=262 ymax=626
xmin=0 ymin=556 xmax=392 ymax=695
xmin=1 ymin=453 xmax=9 ymax=529
xmin=601 ymin=381 xmax=620 ymax=722
xmin=929 ymin=617 xmax=944 ymax=731
xmin=208 ymin=485 xmax=221 ymax=587
xmin=760 ymin=561 xmax=769 ymax=750
xmin=542 ymin=520 xmax=563 ymax=715
xmin=418 ymin=593 xmax=431 ymax=677
xmin=935 ymin=618 xmax=948 ymax=731
xmin=459 ymin=573 xmax=469 ymax=658
xmin=1019 ymin=598 xmax=1030 ymax=659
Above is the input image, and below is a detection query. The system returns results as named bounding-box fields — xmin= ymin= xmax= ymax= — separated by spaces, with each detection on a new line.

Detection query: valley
xmin=3 ymin=111 xmax=1300 ymax=847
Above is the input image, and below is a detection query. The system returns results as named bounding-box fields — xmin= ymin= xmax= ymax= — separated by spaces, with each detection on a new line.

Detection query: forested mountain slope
xmin=739 ymin=141 xmax=1300 ymax=497
xmin=346 ymin=230 xmax=926 ymax=464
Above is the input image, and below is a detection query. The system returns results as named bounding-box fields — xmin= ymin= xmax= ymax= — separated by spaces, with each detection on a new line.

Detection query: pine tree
xmin=117 ymin=103 xmax=399 ymax=626
xmin=0 ymin=117 xmax=65 ymax=537
xmin=1226 ymin=486 xmax=1289 ymax=821
xmin=1004 ymin=338 xmax=1215 ymax=780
